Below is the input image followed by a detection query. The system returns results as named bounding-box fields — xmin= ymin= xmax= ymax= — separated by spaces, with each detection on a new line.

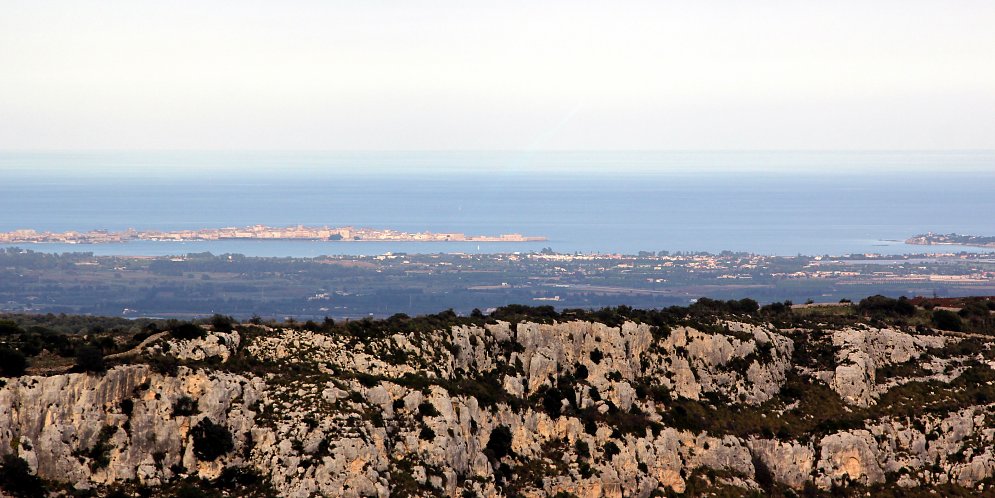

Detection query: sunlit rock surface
xmin=2 ymin=316 xmax=994 ymax=496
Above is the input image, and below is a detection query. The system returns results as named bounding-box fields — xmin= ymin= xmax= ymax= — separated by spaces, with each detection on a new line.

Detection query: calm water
xmin=1 ymin=151 xmax=993 ymax=257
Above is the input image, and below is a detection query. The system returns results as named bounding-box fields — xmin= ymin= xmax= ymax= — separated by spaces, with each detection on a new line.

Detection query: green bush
xmin=417 ymin=401 xmax=440 ymax=417
xmin=171 ymin=323 xmax=205 ymax=340
xmin=149 ymin=354 xmax=180 ymax=376
xmin=602 ymin=441 xmax=620 ymax=460
xmin=0 ymin=348 xmax=27 ymax=377
xmin=215 ymin=466 xmax=262 ymax=490
xmin=74 ymin=345 xmax=106 ymax=373
xmin=932 ymin=310 xmax=963 ymax=332
xmin=209 ymin=314 xmax=234 ymax=332
xmin=172 ymin=481 xmax=218 ymax=498
xmin=0 ymin=454 xmax=46 ymax=498
xmin=589 ymin=349 xmax=604 ymax=364
xmin=191 ymin=418 xmax=234 ymax=461
xmin=485 ymin=425 xmax=513 ymax=460
xmin=172 ymin=396 xmax=200 ymax=417
xmin=542 ymin=387 xmax=566 ymax=417
xmin=419 ymin=426 xmax=436 ymax=440
xmin=761 ymin=301 xmax=793 ymax=315
xmin=575 ymin=439 xmax=590 ymax=458
xmin=858 ymin=295 xmax=916 ymax=317
xmin=119 ymin=399 xmax=134 ymax=417
xmin=0 ymin=320 xmax=23 ymax=336
xmin=85 ymin=425 xmax=119 ymax=471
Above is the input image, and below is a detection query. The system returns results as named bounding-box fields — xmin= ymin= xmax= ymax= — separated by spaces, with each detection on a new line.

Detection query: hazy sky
xmin=2 ymin=1 xmax=994 ymax=151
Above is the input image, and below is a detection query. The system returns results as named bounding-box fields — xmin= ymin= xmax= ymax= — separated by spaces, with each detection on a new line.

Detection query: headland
xmin=906 ymin=232 xmax=995 ymax=248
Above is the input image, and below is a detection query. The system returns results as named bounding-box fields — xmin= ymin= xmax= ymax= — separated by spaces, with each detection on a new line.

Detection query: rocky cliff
xmin=2 ymin=307 xmax=995 ymax=497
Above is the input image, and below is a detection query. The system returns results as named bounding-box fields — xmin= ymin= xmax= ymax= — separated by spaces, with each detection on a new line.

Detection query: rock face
xmin=1 ymin=316 xmax=994 ymax=497
xmin=146 ymin=329 xmax=241 ymax=363
xmin=0 ymin=365 xmax=263 ymax=489
xmin=654 ymin=321 xmax=794 ymax=405
xmin=829 ymin=327 xmax=947 ymax=407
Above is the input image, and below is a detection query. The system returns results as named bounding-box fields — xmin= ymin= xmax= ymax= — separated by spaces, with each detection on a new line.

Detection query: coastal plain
xmin=2 ymin=248 xmax=993 ymax=319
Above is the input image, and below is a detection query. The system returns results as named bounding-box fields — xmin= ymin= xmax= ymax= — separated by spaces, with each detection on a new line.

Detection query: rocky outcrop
xmin=1 ymin=318 xmax=993 ymax=496
xmin=0 ymin=365 xmax=262 ymax=489
xmin=829 ymin=327 xmax=947 ymax=406
xmin=816 ymin=430 xmax=886 ymax=487
xmin=653 ymin=321 xmax=794 ymax=405
xmin=748 ymin=438 xmax=815 ymax=489
xmin=147 ymin=330 xmax=242 ymax=362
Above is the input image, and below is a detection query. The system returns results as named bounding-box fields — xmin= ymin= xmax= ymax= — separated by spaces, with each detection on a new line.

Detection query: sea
xmin=1 ymin=151 xmax=993 ymax=258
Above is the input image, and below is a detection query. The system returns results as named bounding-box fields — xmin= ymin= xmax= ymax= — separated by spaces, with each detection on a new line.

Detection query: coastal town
xmin=1 ymin=247 xmax=993 ymax=318
xmin=0 ymin=225 xmax=546 ymax=244
xmin=906 ymin=232 xmax=995 ymax=248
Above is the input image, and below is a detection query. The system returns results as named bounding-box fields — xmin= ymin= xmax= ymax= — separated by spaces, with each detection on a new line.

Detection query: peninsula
xmin=0 ymin=225 xmax=546 ymax=244
xmin=906 ymin=232 xmax=995 ymax=248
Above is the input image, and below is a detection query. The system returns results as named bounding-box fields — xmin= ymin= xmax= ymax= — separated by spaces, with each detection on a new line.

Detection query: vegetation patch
xmin=191 ymin=418 xmax=234 ymax=462
xmin=83 ymin=425 xmax=119 ymax=471
xmin=0 ymin=454 xmax=47 ymax=498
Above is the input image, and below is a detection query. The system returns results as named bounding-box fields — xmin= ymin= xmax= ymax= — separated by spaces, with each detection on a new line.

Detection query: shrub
xmin=578 ymin=461 xmax=593 ymax=478
xmin=171 ymin=323 xmax=205 ymax=340
xmin=191 ymin=418 xmax=234 ymax=461
xmin=485 ymin=425 xmax=513 ymax=460
xmin=215 ymin=466 xmax=261 ymax=489
xmin=0 ymin=454 xmax=46 ymax=498
xmin=173 ymin=481 xmax=216 ymax=498
xmin=733 ymin=298 xmax=760 ymax=313
xmin=210 ymin=314 xmax=234 ymax=332
xmin=575 ymin=439 xmax=590 ymax=458
xmin=149 ymin=354 xmax=180 ymax=376
xmin=602 ymin=441 xmax=620 ymax=459
xmin=0 ymin=348 xmax=27 ymax=377
xmin=419 ymin=426 xmax=436 ymax=440
xmin=752 ymin=454 xmax=775 ymax=493
xmin=172 ymin=396 xmax=200 ymax=417
xmin=575 ymin=363 xmax=589 ymax=380
xmin=85 ymin=425 xmax=119 ymax=471
xmin=932 ymin=310 xmax=963 ymax=332
xmin=761 ymin=301 xmax=793 ymax=314
xmin=542 ymin=387 xmax=565 ymax=417
xmin=959 ymin=299 xmax=992 ymax=319
xmin=858 ymin=295 xmax=916 ymax=317
xmin=105 ymin=488 xmax=131 ymax=498
xmin=417 ymin=401 xmax=439 ymax=417
xmin=0 ymin=320 xmax=23 ymax=336
xmin=75 ymin=345 xmax=106 ymax=373
xmin=589 ymin=349 xmax=604 ymax=364
xmin=119 ymin=399 xmax=134 ymax=416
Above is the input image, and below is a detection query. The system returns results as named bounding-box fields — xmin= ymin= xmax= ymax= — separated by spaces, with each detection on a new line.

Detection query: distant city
xmin=0 ymin=225 xmax=546 ymax=244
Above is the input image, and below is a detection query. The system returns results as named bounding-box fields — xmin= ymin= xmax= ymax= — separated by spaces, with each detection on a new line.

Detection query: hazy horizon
xmin=2 ymin=150 xmax=995 ymax=178
xmin=3 ymin=1 xmax=994 ymax=152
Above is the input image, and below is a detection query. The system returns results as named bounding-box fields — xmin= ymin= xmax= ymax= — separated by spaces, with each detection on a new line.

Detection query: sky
xmin=2 ymin=1 xmax=995 ymax=151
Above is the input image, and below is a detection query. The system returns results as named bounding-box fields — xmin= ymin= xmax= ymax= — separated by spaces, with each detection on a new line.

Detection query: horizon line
xmin=2 ymin=148 xmax=995 ymax=153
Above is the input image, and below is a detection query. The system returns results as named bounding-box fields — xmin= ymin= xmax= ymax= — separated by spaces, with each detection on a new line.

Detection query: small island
xmin=0 ymin=225 xmax=546 ymax=244
xmin=906 ymin=232 xmax=995 ymax=248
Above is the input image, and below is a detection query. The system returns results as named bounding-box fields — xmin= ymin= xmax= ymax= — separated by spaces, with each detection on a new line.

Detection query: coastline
xmin=0 ymin=224 xmax=547 ymax=245
xmin=906 ymin=233 xmax=995 ymax=249
xmin=907 ymin=241 xmax=995 ymax=248
xmin=2 ymin=238 xmax=548 ymax=245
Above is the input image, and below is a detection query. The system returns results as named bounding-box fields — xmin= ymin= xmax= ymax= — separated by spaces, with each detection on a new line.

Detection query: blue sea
xmin=1 ymin=151 xmax=993 ymax=257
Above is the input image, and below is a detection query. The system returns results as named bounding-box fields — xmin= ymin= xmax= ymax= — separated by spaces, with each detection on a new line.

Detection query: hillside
xmin=2 ymin=297 xmax=995 ymax=497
